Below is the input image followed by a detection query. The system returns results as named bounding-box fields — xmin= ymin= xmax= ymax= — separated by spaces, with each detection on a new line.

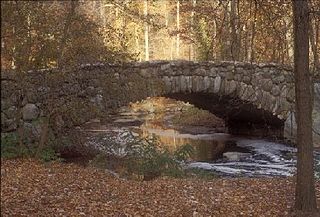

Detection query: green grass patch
xmin=1 ymin=132 xmax=60 ymax=162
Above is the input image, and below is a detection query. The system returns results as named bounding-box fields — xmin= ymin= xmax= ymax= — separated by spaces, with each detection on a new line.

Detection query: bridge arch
xmin=1 ymin=60 xmax=298 ymax=140
xmin=151 ymin=61 xmax=295 ymax=121
xmin=96 ymin=60 xmax=296 ymax=138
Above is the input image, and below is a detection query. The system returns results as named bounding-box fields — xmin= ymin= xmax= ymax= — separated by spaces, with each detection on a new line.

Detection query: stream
xmin=83 ymin=105 xmax=320 ymax=178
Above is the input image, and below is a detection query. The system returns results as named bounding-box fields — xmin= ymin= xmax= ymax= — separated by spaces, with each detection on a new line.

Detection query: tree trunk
xmin=99 ymin=0 xmax=106 ymax=28
xmin=230 ymin=0 xmax=239 ymax=61
xmin=310 ymin=17 xmax=319 ymax=72
xmin=57 ymin=1 xmax=77 ymax=68
xmin=292 ymin=0 xmax=318 ymax=215
xmin=165 ymin=0 xmax=169 ymax=27
xmin=134 ymin=26 xmax=141 ymax=61
xmin=220 ymin=3 xmax=230 ymax=60
xmin=144 ymin=0 xmax=149 ymax=61
xmin=170 ymin=39 xmax=174 ymax=60
xmin=249 ymin=0 xmax=257 ymax=62
xmin=189 ymin=0 xmax=196 ymax=60
xmin=11 ymin=26 xmax=16 ymax=69
xmin=176 ymin=0 xmax=180 ymax=59
xmin=284 ymin=17 xmax=293 ymax=64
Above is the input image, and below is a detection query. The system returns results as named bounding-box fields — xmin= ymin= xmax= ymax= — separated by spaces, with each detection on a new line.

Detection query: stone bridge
xmin=1 ymin=60 xmax=319 ymax=145
xmin=84 ymin=60 xmax=296 ymax=117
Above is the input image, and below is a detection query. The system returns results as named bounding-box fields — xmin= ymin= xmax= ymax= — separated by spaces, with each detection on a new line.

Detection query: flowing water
xmin=84 ymin=106 xmax=320 ymax=178
xmin=139 ymin=121 xmax=298 ymax=177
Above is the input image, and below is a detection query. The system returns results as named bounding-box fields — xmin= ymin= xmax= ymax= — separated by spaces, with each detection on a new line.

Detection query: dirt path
xmin=1 ymin=159 xmax=320 ymax=217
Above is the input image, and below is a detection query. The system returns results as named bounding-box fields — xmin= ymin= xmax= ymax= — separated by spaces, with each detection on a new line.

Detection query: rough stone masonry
xmin=1 ymin=60 xmax=319 ymax=146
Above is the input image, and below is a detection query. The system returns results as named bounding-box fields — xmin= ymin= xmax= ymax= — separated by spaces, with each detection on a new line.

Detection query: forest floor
xmin=1 ymin=159 xmax=320 ymax=217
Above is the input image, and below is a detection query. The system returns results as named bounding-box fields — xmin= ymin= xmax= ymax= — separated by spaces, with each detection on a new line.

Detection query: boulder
xmin=5 ymin=106 xmax=17 ymax=119
xmin=22 ymin=103 xmax=39 ymax=121
xmin=223 ymin=152 xmax=250 ymax=161
xmin=1 ymin=112 xmax=16 ymax=130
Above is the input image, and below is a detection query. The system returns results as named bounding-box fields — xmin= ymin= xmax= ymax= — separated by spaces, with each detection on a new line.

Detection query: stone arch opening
xmin=163 ymin=93 xmax=285 ymax=138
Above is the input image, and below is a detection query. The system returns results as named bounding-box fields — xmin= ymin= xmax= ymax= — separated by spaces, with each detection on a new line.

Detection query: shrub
xmin=81 ymin=132 xmax=194 ymax=180
xmin=1 ymin=133 xmax=28 ymax=159
xmin=38 ymin=146 xmax=60 ymax=162
xmin=1 ymin=132 xmax=59 ymax=162
xmin=127 ymin=137 xmax=194 ymax=181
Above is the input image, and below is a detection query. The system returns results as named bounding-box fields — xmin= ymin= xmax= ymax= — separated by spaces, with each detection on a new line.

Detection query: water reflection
xmin=140 ymin=122 xmax=236 ymax=162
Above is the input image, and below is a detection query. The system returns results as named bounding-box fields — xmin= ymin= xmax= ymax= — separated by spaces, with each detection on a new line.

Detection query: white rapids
xmin=189 ymin=139 xmax=298 ymax=177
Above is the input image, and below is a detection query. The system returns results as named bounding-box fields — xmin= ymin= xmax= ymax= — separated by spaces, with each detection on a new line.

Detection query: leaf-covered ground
xmin=1 ymin=159 xmax=320 ymax=217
